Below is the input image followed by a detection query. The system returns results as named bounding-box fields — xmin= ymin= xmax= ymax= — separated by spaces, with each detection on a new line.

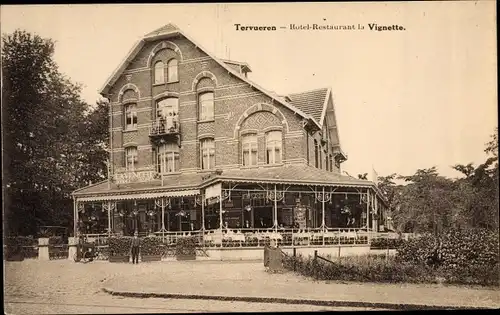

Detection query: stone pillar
xmin=68 ymin=237 xmax=78 ymax=261
xmin=38 ymin=238 xmax=50 ymax=261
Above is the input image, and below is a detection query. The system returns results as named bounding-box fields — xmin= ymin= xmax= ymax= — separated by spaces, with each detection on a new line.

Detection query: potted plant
xmin=175 ymin=236 xmax=197 ymax=260
xmin=141 ymin=236 xmax=162 ymax=262
xmin=108 ymin=236 xmax=131 ymax=263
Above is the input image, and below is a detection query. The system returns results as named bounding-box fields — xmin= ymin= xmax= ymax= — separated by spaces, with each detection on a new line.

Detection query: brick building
xmin=72 ymin=24 xmax=387 ymax=239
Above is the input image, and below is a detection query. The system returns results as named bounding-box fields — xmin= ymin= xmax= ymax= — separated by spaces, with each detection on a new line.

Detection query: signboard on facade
xmin=205 ymin=183 xmax=221 ymax=200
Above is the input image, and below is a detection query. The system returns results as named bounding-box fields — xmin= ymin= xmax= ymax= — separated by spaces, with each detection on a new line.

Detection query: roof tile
xmin=288 ymin=88 xmax=329 ymax=124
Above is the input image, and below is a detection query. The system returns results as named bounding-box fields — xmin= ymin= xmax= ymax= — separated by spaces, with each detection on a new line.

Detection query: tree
xmin=2 ymin=30 xmax=108 ymax=236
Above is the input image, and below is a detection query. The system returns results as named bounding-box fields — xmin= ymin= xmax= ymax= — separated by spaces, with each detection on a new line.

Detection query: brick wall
xmin=106 ymin=34 xmax=343 ymax=175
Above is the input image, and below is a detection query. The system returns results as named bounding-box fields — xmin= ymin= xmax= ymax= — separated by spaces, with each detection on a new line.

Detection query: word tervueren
xmin=234 ymin=24 xmax=277 ymax=31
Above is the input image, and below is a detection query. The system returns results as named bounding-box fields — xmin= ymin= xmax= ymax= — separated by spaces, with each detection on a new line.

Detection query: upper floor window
xmin=242 ymin=134 xmax=258 ymax=166
xmin=125 ymin=104 xmax=138 ymax=130
xmin=266 ymin=131 xmax=282 ymax=164
xmin=314 ymin=140 xmax=319 ymax=168
xmin=329 ymin=154 xmax=333 ymax=172
xmin=125 ymin=147 xmax=138 ymax=171
xmin=199 ymin=92 xmax=214 ymax=121
xmin=200 ymin=138 xmax=215 ymax=170
xmin=167 ymin=59 xmax=178 ymax=82
xmin=154 ymin=61 xmax=164 ymax=84
xmin=156 ymin=98 xmax=178 ymax=119
xmin=157 ymin=143 xmax=179 ymax=174
xmin=324 ymin=150 xmax=328 ymax=170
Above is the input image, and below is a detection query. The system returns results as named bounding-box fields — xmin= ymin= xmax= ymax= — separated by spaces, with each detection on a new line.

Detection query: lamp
xmin=244 ymin=205 xmax=252 ymax=212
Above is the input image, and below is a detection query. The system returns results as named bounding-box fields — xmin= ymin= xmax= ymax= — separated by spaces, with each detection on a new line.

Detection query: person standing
xmin=130 ymin=231 xmax=141 ymax=264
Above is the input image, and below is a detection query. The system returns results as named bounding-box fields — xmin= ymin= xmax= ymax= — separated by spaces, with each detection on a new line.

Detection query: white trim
xmin=77 ymin=189 xmax=200 ymax=202
xmin=146 ymin=40 xmax=184 ymax=67
xmin=318 ymin=87 xmax=332 ymax=128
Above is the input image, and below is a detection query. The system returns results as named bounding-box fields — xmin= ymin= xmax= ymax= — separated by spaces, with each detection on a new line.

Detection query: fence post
xmin=293 ymin=247 xmax=297 ymax=271
xmin=313 ymin=250 xmax=318 ymax=280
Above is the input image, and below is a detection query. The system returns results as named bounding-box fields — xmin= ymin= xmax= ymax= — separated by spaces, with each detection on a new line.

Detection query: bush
xmin=141 ymin=236 xmax=163 ymax=256
xmin=176 ymin=236 xmax=197 ymax=257
xmin=108 ymin=236 xmax=132 ymax=256
xmin=395 ymin=234 xmax=439 ymax=265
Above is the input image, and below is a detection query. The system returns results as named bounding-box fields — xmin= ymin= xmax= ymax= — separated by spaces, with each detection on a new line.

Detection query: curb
xmin=101 ymin=288 xmax=491 ymax=310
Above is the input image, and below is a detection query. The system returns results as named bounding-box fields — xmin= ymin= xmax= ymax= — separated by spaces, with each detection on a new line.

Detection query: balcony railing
xmin=150 ymin=117 xmax=179 ymax=137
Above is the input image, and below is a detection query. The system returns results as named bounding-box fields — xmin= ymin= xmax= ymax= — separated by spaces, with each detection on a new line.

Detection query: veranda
xmin=74 ymin=181 xmax=387 ymax=251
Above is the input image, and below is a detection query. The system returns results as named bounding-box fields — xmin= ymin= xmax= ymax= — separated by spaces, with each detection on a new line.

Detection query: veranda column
xmin=219 ymin=195 xmax=223 ymax=229
xmin=274 ymin=185 xmax=278 ymax=232
xmin=201 ymin=194 xmax=205 ymax=231
xmin=366 ymin=189 xmax=371 ymax=244
xmin=102 ymin=201 xmax=116 ymax=237
xmin=73 ymin=198 xmax=77 ymax=237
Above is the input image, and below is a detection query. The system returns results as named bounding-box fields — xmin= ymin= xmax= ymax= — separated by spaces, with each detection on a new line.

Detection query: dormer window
xmin=154 ymin=61 xmax=164 ymax=84
xmin=167 ymin=59 xmax=178 ymax=82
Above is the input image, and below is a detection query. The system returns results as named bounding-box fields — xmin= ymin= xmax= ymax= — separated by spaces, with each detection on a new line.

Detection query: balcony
xmin=149 ymin=117 xmax=180 ymax=146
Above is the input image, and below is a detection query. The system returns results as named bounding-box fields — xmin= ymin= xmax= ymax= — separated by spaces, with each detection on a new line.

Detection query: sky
xmin=1 ymin=2 xmax=497 ymax=180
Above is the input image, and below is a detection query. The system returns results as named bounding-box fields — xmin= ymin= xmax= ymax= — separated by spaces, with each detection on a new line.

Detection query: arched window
xmin=200 ymin=138 xmax=215 ymax=170
xmin=314 ymin=140 xmax=319 ymax=168
xmin=242 ymin=134 xmax=258 ymax=166
xmin=125 ymin=147 xmax=138 ymax=171
xmin=124 ymin=104 xmax=137 ymax=130
xmin=154 ymin=61 xmax=164 ymax=84
xmin=266 ymin=131 xmax=282 ymax=164
xmin=156 ymin=97 xmax=178 ymax=119
xmin=157 ymin=143 xmax=179 ymax=173
xmin=167 ymin=59 xmax=178 ymax=82
xmin=199 ymin=92 xmax=214 ymax=121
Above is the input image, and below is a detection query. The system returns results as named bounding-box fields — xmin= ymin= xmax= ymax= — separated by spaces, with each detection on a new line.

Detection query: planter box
xmin=141 ymin=255 xmax=162 ymax=262
xmin=109 ymin=255 xmax=130 ymax=263
xmin=176 ymin=254 xmax=196 ymax=261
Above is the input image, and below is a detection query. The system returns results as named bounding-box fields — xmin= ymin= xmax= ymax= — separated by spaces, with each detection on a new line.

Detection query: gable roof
xmin=288 ymin=87 xmax=329 ymax=125
xmin=99 ymin=23 xmax=316 ymax=127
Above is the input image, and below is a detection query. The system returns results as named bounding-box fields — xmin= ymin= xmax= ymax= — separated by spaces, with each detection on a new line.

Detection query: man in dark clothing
xmin=130 ymin=231 xmax=140 ymax=264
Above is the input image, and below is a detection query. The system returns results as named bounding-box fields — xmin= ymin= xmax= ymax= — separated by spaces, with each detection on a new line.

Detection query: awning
xmin=77 ymin=189 xmax=200 ymax=202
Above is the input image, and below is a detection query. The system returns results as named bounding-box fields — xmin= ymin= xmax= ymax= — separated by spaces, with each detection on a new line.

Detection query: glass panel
xmin=154 ymin=61 xmax=164 ymax=84
xmin=199 ymin=92 xmax=214 ymax=120
xmin=167 ymin=59 xmax=178 ymax=82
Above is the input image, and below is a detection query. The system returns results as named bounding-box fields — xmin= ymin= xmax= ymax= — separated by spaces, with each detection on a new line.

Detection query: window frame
xmin=124 ymin=103 xmax=138 ymax=130
xmin=198 ymin=91 xmax=215 ymax=121
xmin=125 ymin=146 xmax=138 ymax=171
xmin=157 ymin=143 xmax=180 ymax=174
xmin=242 ymin=133 xmax=258 ymax=166
xmin=154 ymin=61 xmax=165 ymax=85
xmin=200 ymin=138 xmax=215 ymax=170
xmin=314 ymin=139 xmax=319 ymax=168
xmin=167 ymin=59 xmax=178 ymax=83
xmin=265 ymin=130 xmax=282 ymax=165
xmin=156 ymin=97 xmax=179 ymax=119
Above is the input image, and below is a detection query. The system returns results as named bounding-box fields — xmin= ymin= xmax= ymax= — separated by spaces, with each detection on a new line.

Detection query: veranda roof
xmin=72 ymin=165 xmax=386 ymax=203
xmin=208 ymin=164 xmax=371 ymax=187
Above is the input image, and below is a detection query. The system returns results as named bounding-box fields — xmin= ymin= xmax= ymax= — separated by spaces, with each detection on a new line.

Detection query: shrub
xmin=175 ymin=236 xmax=197 ymax=257
xmin=395 ymin=234 xmax=439 ymax=265
xmin=108 ymin=236 xmax=132 ymax=256
xmin=141 ymin=236 xmax=163 ymax=256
